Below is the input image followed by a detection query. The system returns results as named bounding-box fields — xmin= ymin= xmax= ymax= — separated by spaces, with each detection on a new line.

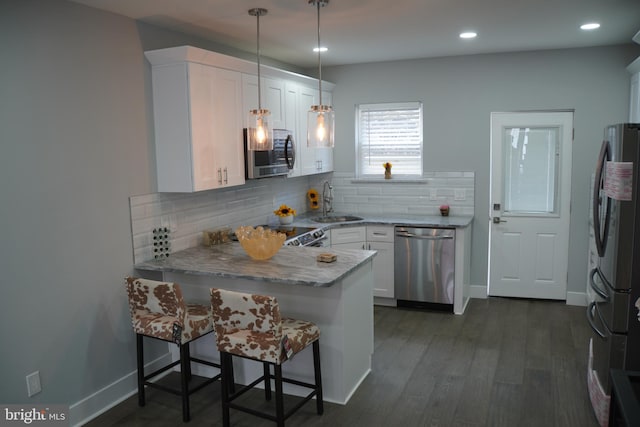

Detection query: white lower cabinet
xmin=331 ymin=226 xmax=395 ymax=299
xmin=331 ymin=227 xmax=366 ymax=247
xmin=332 ymin=241 xmax=365 ymax=250
xmin=366 ymin=226 xmax=395 ymax=299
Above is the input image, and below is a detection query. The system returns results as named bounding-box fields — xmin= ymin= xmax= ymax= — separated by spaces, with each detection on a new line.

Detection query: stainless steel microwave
xmin=244 ymin=128 xmax=295 ymax=179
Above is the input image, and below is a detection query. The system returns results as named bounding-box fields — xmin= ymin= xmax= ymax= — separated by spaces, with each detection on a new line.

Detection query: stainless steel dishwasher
xmin=394 ymin=226 xmax=455 ymax=311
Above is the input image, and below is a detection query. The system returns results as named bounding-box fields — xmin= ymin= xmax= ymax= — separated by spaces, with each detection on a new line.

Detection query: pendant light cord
xmin=316 ymin=0 xmax=323 ymax=106
xmin=256 ymin=11 xmax=263 ymax=110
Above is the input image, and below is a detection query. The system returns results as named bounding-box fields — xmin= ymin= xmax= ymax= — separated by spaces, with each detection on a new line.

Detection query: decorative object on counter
xmin=246 ymin=8 xmax=273 ymax=151
xmin=280 ymin=215 xmax=294 ymax=225
xmin=308 ymin=188 xmax=320 ymax=210
xmin=317 ymin=253 xmax=337 ymax=263
xmin=307 ymin=0 xmax=334 ymax=148
xmin=235 ymin=225 xmax=286 ymax=260
xmin=203 ymin=227 xmax=231 ymax=246
xmin=274 ymin=204 xmax=297 ymax=225
xmin=152 ymin=227 xmax=171 ymax=260
xmin=383 ymin=162 xmax=392 ymax=179
xmin=440 ymin=204 xmax=450 ymax=216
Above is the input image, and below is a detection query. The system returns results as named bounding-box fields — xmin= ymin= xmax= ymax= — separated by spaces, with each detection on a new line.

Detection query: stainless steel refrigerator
xmin=587 ymin=123 xmax=640 ymax=426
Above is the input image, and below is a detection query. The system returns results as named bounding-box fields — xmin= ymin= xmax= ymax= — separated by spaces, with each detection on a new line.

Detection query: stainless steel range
xmin=256 ymin=225 xmax=327 ymax=247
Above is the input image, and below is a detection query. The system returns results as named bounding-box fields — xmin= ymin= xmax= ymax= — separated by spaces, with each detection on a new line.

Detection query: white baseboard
xmin=566 ymin=291 xmax=588 ymax=307
xmin=469 ymin=285 xmax=587 ymax=307
xmin=373 ymin=297 xmax=396 ymax=307
xmin=69 ymin=352 xmax=173 ymax=426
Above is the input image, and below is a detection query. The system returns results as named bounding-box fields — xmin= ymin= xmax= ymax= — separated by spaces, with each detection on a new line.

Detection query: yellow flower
xmin=383 ymin=162 xmax=392 ymax=170
xmin=273 ymin=204 xmax=296 ymax=217
xmin=307 ymin=188 xmax=319 ymax=200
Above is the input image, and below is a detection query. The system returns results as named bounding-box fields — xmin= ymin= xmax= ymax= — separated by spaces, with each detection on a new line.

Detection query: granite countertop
xmin=289 ymin=212 xmax=474 ymax=229
xmin=135 ymin=243 xmax=376 ymax=287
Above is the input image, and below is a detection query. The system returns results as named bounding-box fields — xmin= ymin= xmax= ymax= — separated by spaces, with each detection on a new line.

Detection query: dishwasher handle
xmin=395 ymin=231 xmax=454 ymax=240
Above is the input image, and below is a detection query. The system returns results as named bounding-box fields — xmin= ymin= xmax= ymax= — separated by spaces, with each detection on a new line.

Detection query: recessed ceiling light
xmin=460 ymin=32 xmax=477 ymax=39
xmin=313 ymin=47 xmax=328 ymax=52
xmin=580 ymin=23 xmax=600 ymax=30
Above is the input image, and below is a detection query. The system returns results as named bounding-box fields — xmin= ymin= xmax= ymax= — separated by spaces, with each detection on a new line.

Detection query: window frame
xmin=355 ymin=101 xmax=424 ymax=178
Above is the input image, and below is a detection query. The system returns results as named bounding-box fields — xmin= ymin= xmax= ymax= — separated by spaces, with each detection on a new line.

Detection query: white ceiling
xmin=69 ymin=0 xmax=640 ymax=68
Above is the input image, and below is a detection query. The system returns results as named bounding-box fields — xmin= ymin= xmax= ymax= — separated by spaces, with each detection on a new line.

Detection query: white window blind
xmin=356 ymin=102 xmax=423 ymax=177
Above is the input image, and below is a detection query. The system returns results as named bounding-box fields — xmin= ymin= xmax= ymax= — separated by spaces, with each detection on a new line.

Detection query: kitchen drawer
xmin=367 ymin=225 xmax=394 ymax=243
xmin=331 ymin=226 xmax=366 ymax=245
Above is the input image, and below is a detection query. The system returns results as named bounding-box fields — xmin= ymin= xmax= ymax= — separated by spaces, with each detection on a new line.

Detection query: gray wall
xmin=320 ymin=45 xmax=640 ymax=296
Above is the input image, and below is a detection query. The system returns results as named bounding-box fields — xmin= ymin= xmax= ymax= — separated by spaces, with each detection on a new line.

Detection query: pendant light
xmin=307 ymin=0 xmax=334 ymax=148
xmin=247 ymin=8 xmax=273 ymax=151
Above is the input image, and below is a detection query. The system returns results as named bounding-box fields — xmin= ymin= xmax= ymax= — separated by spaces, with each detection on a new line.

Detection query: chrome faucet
xmin=322 ymin=180 xmax=333 ymax=217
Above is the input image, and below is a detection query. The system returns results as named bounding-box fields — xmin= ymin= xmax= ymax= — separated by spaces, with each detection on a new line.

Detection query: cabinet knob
xmin=217 ymin=168 xmax=222 ymax=184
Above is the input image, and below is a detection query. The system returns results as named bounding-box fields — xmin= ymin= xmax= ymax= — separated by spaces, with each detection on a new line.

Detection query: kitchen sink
xmin=312 ymin=215 xmax=363 ymax=223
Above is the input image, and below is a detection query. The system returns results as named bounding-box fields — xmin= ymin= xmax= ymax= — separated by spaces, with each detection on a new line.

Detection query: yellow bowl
xmin=235 ymin=226 xmax=286 ymax=260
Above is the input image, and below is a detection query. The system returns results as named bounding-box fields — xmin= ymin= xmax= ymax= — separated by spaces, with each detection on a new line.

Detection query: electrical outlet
xmin=454 ymin=189 xmax=466 ymax=201
xmin=26 ymin=371 xmax=41 ymax=397
xmin=429 ymin=189 xmax=438 ymax=201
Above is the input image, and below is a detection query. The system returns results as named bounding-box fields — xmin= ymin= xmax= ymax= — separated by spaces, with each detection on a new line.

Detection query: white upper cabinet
xmin=284 ymin=82 xmax=302 ymax=177
xmin=211 ymin=68 xmax=245 ymax=188
xmin=286 ymin=83 xmax=334 ymax=176
xmin=146 ymin=46 xmax=334 ymax=189
xmin=316 ymin=90 xmax=334 ymax=173
xmin=241 ymin=75 xmax=286 ymax=129
xmin=298 ymin=85 xmax=321 ymax=176
xmin=147 ymin=60 xmax=244 ymax=192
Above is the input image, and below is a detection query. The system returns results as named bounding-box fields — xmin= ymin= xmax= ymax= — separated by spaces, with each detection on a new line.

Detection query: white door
xmin=488 ymin=111 xmax=573 ymax=299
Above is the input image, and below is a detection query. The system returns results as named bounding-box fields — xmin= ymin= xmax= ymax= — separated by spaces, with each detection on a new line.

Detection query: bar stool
xmin=125 ymin=276 xmax=222 ymax=422
xmin=209 ymin=288 xmax=323 ymax=427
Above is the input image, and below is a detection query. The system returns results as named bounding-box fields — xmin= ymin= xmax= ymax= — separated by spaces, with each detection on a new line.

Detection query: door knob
xmin=492 ymin=217 xmax=507 ymax=224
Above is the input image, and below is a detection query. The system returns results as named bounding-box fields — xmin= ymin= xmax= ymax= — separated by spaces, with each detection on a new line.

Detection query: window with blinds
xmin=356 ymin=102 xmax=423 ymax=177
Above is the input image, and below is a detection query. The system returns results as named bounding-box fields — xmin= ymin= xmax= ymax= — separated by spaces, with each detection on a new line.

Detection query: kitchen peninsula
xmin=135 ymin=243 xmax=376 ymax=405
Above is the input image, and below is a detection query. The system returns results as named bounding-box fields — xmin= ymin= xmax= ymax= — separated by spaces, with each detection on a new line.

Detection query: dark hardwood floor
xmin=85 ymin=297 xmax=599 ymax=426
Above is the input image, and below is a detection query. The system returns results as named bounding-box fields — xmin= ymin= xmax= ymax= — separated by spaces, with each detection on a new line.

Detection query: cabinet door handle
xmin=223 ymin=167 xmax=228 ymax=184
xmin=217 ymin=168 xmax=222 ymax=184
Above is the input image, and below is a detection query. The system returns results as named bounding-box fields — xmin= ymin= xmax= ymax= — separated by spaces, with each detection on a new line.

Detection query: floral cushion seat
xmin=210 ymin=287 xmax=323 ymax=427
xmin=125 ymin=276 xmax=220 ymax=423
xmin=210 ymin=288 xmax=319 ymax=364
xmin=126 ymin=277 xmax=213 ymax=344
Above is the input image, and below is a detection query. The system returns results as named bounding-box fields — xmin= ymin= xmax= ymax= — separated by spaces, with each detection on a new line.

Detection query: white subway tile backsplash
xmin=356 ymin=187 xmax=383 ymax=196
xmin=129 ymin=173 xmax=332 ymax=264
xmin=330 ymin=171 xmax=474 ymax=218
xmin=129 ymin=171 xmax=473 ymax=264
